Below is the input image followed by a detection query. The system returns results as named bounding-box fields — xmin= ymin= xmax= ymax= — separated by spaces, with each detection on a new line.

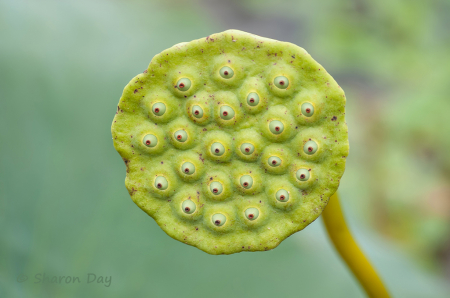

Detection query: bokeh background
xmin=1 ymin=0 xmax=450 ymax=297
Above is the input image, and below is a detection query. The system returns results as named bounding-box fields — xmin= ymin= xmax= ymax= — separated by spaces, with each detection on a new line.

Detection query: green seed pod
xmin=212 ymin=214 xmax=226 ymax=226
xmin=301 ymin=102 xmax=314 ymax=117
xmin=143 ymin=134 xmax=157 ymax=147
xmin=210 ymin=181 xmax=223 ymax=195
xmin=176 ymin=78 xmax=191 ymax=91
xmin=211 ymin=142 xmax=225 ymax=156
xmin=240 ymin=143 xmax=255 ymax=155
xmin=152 ymin=102 xmax=166 ymax=116
xmin=274 ymin=76 xmax=289 ymax=89
xmin=174 ymin=130 xmax=188 ymax=142
xmin=219 ymin=66 xmax=234 ymax=79
xmin=269 ymin=120 xmax=284 ymax=135
xmin=182 ymin=200 xmax=196 ymax=214
xmin=268 ymin=156 xmax=282 ymax=167
xmin=245 ymin=208 xmax=259 ymax=220
xmin=220 ymin=105 xmax=235 ymax=120
xmin=192 ymin=105 xmax=203 ymax=118
xmin=296 ymin=168 xmax=310 ymax=181
xmin=181 ymin=162 xmax=195 ymax=175
xmin=154 ymin=176 xmax=168 ymax=190
xmin=276 ymin=189 xmax=289 ymax=202
xmin=112 ymin=29 xmax=349 ymax=255
xmin=240 ymin=175 xmax=253 ymax=189
xmin=304 ymin=140 xmax=318 ymax=155
xmin=247 ymin=92 xmax=260 ymax=106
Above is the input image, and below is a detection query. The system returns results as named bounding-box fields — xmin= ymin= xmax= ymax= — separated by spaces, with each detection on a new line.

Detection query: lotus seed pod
xmin=112 ymin=29 xmax=349 ymax=255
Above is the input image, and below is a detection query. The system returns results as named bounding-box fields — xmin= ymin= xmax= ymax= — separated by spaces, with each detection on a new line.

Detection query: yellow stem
xmin=322 ymin=192 xmax=391 ymax=298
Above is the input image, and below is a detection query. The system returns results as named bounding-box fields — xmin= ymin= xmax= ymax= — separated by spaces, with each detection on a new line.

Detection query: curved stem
xmin=322 ymin=192 xmax=391 ymax=298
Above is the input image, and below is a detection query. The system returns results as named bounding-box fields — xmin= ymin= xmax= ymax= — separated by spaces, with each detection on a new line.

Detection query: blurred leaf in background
xmin=1 ymin=0 xmax=450 ymax=297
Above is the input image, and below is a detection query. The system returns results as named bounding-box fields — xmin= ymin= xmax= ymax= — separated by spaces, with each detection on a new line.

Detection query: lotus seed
xmin=152 ymin=102 xmax=166 ymax=116
xmin=210 ymin=181 xmax=223 ymax=195
xmin=192 ymin=105 xmax=203 ymax=118
xmin=268 ymin=156 xmax=282 ymax=167
xmin=274 ymin=76 xmax=289 ymax=89
xmin=220 ymin=106 xmax=235 ymax=120
xmin=247 ymin=92 xmax=260 ymax=106
xmin=240 ymin=143 xmax=255 ymax=155
xmin=143 ymin=134 xmax=157 ymax=147
xmin=182 ymin=200 xmax=196 ymax=214
xmin=269 ymin=120 xmax=284 ymax=135
xmin=304 ymin=140 xmax=318 ymax=155
xmin=296 ymin=168 xmax=310 ymax=181
xmin=301 ymin=102 xmax=314 ymax=117
xmin=245 ymin=208 xmax=259 ymax=220
xmin=176 ymin=78 xmax=191 ymax=91
xmin=240 ymin=175 xmax=253 ymax=189
xmin=154 ymin=176 xmax=168 ymax=190
xmin=219 ymin=66 xmax=234 ymax=79
xmin=174 ymin=130 xmax=188 ymax=142
xmin=181 ymin=162 xmax=195 ymax=175
xmin=211 ymin=142 xmax=225 ymax=156
xmin=276 ymin=189 xmax=289 ymax=202
xmin=212 ymin=213 xmax=226 ymax=226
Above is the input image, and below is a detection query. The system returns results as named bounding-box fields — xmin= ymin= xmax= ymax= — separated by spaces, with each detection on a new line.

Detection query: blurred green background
xmin=1 ymin=0 xmax=450 ymax=297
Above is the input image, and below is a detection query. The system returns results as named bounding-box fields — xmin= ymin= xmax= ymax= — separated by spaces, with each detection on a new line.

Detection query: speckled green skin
xmin=111 ymin=30 xmax=349 ymax=255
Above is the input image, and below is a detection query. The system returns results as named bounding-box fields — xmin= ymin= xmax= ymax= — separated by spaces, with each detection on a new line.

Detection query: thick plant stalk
xmin=322 ymin=192 xmax=391 ymax=298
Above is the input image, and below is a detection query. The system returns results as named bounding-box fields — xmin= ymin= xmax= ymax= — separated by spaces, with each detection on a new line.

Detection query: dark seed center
xmin=300 ymin=174 xmax=306 ymax=179
xmin=245 ymin=147 xmax=250 ymax=152
xmin=306 ymin=108 xmax=311 ymax=113
xmin=179 ymin=83 xmax=185 ymax=88
xmin=243 ymin=182 xmax=248 ymax=187
xmin=224 ymin=71 xmax=229 ymax=75
xmin=146 ymin=140 xmax=151 ymax=145
xmin=157 ymin=183 xmax=162 ymax=189
xmin=249 ymin=98 xmax=255 ymax=103
xmin=223 ymin=111 xmax=228 ymax=116
xmin=177 ymin=135 xmax=182 ymax=140
xmin=275 ymin=126 xmax=280 ymax=132
xmin=213 ymin=188 xmax=218 ymax=193
xmin=308 ymin=147 xmax=313 ymax=152
xmin=185 ymin=207 xmax=190 ymax=212
xmin=215 ymin=148 xmax=220 ymax=153
xmin=279 ymin=81 xmax=285 ymax=85
xmin=280 ymin=195 xmax=285 ymax=200
xmin=184 ymin=168 xmax=189 ymax=173
xmin=272 ymin=160 xmax=277 ymax=165
xmin=194 ymin=110 xmax=199 ymax=115
xmin=214 ymin=220 xmax=221 ymax=225
xmin=248 ymin=214 xmax=254 ymax=219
